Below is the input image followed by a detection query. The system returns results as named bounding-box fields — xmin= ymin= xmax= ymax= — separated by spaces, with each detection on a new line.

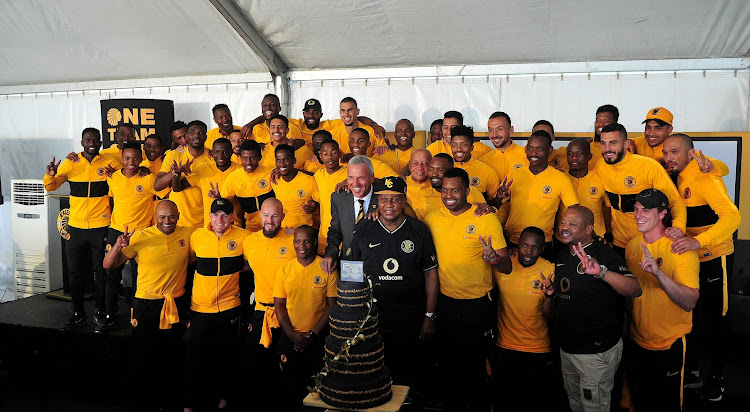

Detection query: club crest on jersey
xmin=401 ymin=240 xmax=415 ymax=253
xmin=258 ymin=179 xmax=269 ymax=189
xmin=551 ymin=158 xmax=560 ymax=166
xmin=466 ymin=224 xmax=477 ymax=235
xmin=279 ymin=246 xmax=288 ymax=255
xmin=296 ymin=189 xmax=305 ymax=198
xmin=589 ymin=187 xmax=599 ymax=196
xmin=542 ymin=185 xmax=552 ymax=195
xmin=624 ymin=176 xmax=636 ymax=188
xmin=312 ymin=275 xmax=323 ymax=285
xmin=135 ymin=185 xmax=144 ymax=193
xmin=177 ymin=239 xmax=186 ymax=248
xmin=656 ymin=257 xmax=663 ymax=267
xmin=227 ymin=240 xmax=237 ymax=251
xmin=531 ymin=279 xmax=542 ymax=289
xmin=513 ymin=163 xmax=523 ymax=169
xmin=96 ymin=167 xmax=105 ymax=176
xmin=683 ymin=187 xmax=691 ymax=199
xmin=470 ymin=176 xmax=481 ymax=187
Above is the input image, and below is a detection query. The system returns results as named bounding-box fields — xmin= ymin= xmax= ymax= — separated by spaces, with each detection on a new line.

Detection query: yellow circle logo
xmin=624 ymin=176 xmax=636 ymax=188
xmin=135 ymin=185 xmax=144 ymax=193
xmin=258 ymin=179 xmax=269 ymax=189
xmin=683 ymin=187 xmax=691 ymax=200
xmin=513 ymin=163 xmax=523 ymax=169
xmin=466 ymin=224 xmax=477 ymax=235
xmin=178 ymin=239 xmax=186 ymax=248
xmin=279 ymin=246 xmax=288 ymax=255
xmin=227 ymin=240 xmax=237 ymax=251
xmin=106 ymin=108 xmax=122 ymax=127
xmin=313 ymin=275 xmax=323 ymax=285
xmin=57 ymin=208 xmax=71 ymax=240
xmin=531 ymin=279 xmax=541 ymax=289
xmin=470 ymin=176 xmax=481 ymax=187
xmin=589 ymin=187 xmax=599 ymax=196
xmin=96 ymin=167 xmax=106 ymax=176
xmin=542 ymin=185 xmax=552 ymax=195
xmin=296 ymin=189 xmax=305 ymax=198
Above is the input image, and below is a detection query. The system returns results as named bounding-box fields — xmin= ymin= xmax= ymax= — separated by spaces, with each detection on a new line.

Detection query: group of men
xmin=43 ymin=94 xmax=740 ymax=411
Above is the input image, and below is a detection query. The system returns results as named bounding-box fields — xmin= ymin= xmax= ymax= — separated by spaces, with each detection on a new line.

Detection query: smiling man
xmin=259 ymin=114 xmax=314 ymax=170
xmin=270 ymin=144 xmax=319 ymax=228
xmin=240 ymin=94 xmax=304 ymax=144
xmin=479 ymin=112 xmax=527 ymax=181
xmin=205 ymin=104 xmax=242 ymax=149
xmin=373 ymin=118 xmax=415 ymax=173
xmin=345 ymin=128 xmax=397 ymax=178
xmin=450 ymin=125 xmax=501 ymax=202
xmin=328 ymin=97 xmax=385 ymax=155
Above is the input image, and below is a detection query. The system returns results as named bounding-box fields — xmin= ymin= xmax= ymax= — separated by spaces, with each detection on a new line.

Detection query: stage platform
xmin=1 ymin=287 xmax=749 ymax=411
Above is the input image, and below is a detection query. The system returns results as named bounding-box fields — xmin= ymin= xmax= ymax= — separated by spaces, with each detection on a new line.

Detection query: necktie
xmin=356 ymin=199 xmax=365 ymax=223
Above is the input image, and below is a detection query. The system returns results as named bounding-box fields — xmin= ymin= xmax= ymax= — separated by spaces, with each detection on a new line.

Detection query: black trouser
xmin=379 ymin=309 xmax=425 ymax=391
xmin=186 ymin=307 xmax=241 ymax=407
xmin=626 ymin=337 xmax=685 ymax=412
xmin=65 ymin=226 xmax=107 ymax=314
xmin=437 ymin=292 xmax=495 ymax=412
xmin=130 ymin=295 xmax=189 ymax=407
xmin=492 ymin=347 xmax=556 ymax=412
xmin=685 ymin=255 xmax=731 ymax=378
xmin=278 ymin=330 xmax=326 ymax=411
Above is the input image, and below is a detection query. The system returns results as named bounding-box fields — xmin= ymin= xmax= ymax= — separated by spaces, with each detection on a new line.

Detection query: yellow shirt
xmin=495 ymin=255 xmax=554 ymax=353
xmin=426 ymin=140 xmax=452 ymax=157
xmin=424 ymin=205 xmax=507 ymax=299
xmin=99 ymin=146 xmax=123 ymax=163
xmin=43 ymin=153 xmax=121 ymax=229
xmin=259 ymin=142 xmax=315 ymax=171
xmin=373 ymin=147 xmax=413 ymax=174
xmin=143 ymin=157 xmax=164 ymax=176
xmin=678 ymin=160 xmax=741 ymax=261
xmin=185 ymin=162 xmax=242 ymax=227
xmin=472 ymin=142 xmax=493 ymax=158
xmin=160 ymin=149 xmax=212 ymax=228
xmin=274 ymin=256 xmax=338 ymax=332
xmin=108 ymin=171 xmax=167 ymax=232
xmin=589 ymin=141 xmax=603 ymax=170
xmin=344 ymin=157 xmax=397 ymax=179
xmin=252 ymin=122 xmax=303 ymax=144
xmin=304 ymin=159 xmax=324 ymax=173
xmin=566 ymin=171 xmax=607 ymax=237
xmin=548 ymin=146 xmax=569 ymax=172
xmin=271 ymin=172 xmax=320 ymax=228
xmin=328 ymin=119 xmax=385 ymax=156
xmin=220 ymin=166 xmax=274 ymax=232
xmin=632 ymin=136 xmax=663 ymax=163
xmin=189 ymin=225 xmax=251 ymax=313
xmin=479 ymin=143 xmax=527 ymax=181
xmin=314 ymin=167 xmax=349 ymax=253
xmin=455 ymin=156 xmax=501 ymax=199
xmin=593 ymin=151 xmax=686 ymax=248
xmin=243 ymin=231 xmax=296 ymax=309
xmin=505 ymin=166 xmax=579 ymax=243
xmin=626 ymin=234 xmax=699 ymax=350
xmin=205 ymin=126 xmax=241 ymax=150
xmin=123 ymin=225 xmax=193 ymax=301
xmin=290 ymin=118 xmax=332 ymax=147
xmin=406 ymin=177 xmax=486 ymax=221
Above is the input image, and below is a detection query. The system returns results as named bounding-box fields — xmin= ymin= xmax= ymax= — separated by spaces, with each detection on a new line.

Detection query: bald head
xmin=394 ymin=119 xmax=415 ymax=149
xmin=411 ymin=148 xmax=431 ymax=163
xmin=567 ymin=205 xmax=595 ymax=227
xmin=260 ymin=198 xmax=284 ymax=238
xmin=662 ymin=133 xmax=695 ymax=175
xmin=665 ymin=133 xmax=693 ymax=150
xmin=155 ymin=200 xmax=179 ymax=235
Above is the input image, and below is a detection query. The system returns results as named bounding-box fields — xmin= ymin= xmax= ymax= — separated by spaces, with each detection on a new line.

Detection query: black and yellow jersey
xmin=43 ymin=153 xmax=121 ymax=229
xmin=189 ymin=225 xmax=251 ymax=313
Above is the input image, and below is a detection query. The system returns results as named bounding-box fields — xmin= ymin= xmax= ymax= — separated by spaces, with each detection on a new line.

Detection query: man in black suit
xmin=320 ymin=155 xmax=377 ymax=273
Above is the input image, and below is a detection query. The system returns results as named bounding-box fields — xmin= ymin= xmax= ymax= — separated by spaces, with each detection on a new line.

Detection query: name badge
xmin=340 ymin=260 xmax=364 ymax=282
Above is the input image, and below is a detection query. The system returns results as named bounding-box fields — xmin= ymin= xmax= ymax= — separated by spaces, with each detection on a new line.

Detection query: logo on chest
xmin=135 ymin=185 xmax=144 ymax=193
xmin=96 ymin=167 xmax=106 ymax=176
xmin=466 ymin=224 xmax=477 ymax=235
xmin=258 ymin=179 xmax=269 ymax=189
xmin=401 ymin=240 xmax=415 ymax=253
xmin=296 ymin=189 xmax=306 ymax=198
xmin=278 ymin=246 xmax=288 ymax=255
xmin=531 ymin=279 xmax=542 ymax=289
xmin=589 ymin=187 xmax=599 ymax=196
xmin=470 ymin=176 xmax=481 ymax=187
xmin=178 ymin=239 xmax=186 ymax=248
xmin=226 ymin=240 xmax=237 ymax=251
xmin=683 ymin=187 xmax=691 ymax=200
xmin=542 ymin=185 xmax=552 ymax=195
xmin=312 ymin=275 xmax=323 ymax=285
xmin=624 ymin=176 xmax=637 ymax=188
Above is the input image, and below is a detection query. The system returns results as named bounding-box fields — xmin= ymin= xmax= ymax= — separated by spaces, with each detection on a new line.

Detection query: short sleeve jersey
xmin=271 ymin=172 xmax=320 ymax=228
xmin=220 ymin=166 xmax=275 ymax=232
xmin=373 ymin=147 xmax=412 ymax=174
xmin=455 ymin=157 xmax=501 ymax=200
xmin=347 ymin=216 xmax=437 ymax=331
xmin=495 ymin=255 xmax=555 ymax=353
xmin=426 ymin=140 xmax=452 ymax=157
xmin=259 ymin=142 xmax=315 ymax=171
xmin=505 ymin=166 xmax=579 ymax=243
xmin=189 ymin=225 xmax=251 ymax=313
xmin=243 ymin=231 xmax=296 ymax=308
xmin=424 ymin=205 xmax=507 ymax=299
xmin=479 ymin=143 xmax=527 ymax=181
xmin=553 ymin=240 xmax=633 ymax=354
xmin=122 ymin=225 xmax=194 ymax=300
xmin=160 ymin=149 xmax=212 ymax=228
xmin=328 ymin=119 xmax=384 ymax=156
xmin=185 ymin=162 xmax=242 ymax=227
xmin=274 ymin=256 xmax=338 ymax=332
xmin=290 ymin=118 xmax=332 ymax=147
xmin=314 ymin=167 xmax=349 ymax=252
xmin=594 ymin=151 xmax=686 ymax=248
xmin=626 ymin=234 xmax=699 ymax=350
xmin=108 ymin=171 xmax=166 ymax=232
xmin=205 ymin=126 xmax=241 ymax=150
xmin=406 ymin=177 xmax=485 ymax=221
xmin=566 ymin=171 xmax=607 ymax=237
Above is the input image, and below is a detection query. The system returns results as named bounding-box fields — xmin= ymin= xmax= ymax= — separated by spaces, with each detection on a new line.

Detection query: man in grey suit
xmin=320 ymin=155 xmax=378 ymax=273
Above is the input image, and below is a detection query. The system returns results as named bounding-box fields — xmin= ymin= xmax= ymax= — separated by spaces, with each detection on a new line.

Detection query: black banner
xmin=100 ymin=99 xmax=174 ymax=149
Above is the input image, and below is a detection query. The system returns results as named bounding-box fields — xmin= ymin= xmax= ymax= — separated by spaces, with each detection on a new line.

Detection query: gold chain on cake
xmin=311 ymin=276 xmax=378 ymax=394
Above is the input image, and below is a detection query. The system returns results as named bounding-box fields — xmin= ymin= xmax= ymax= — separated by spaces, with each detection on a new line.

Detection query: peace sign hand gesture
xmin=572 ymin=241 xmax=602 ymax=276
xmin=479 ymin=235 xmax=498 ymax=263
xmin=691 ymin=150 xmax=715 ymax=173
xmin=639 ymin=242 xmax=661 ymax=276
xmin=207 ymin=182 xmax=220 ymax=199
xmin=116 ymin=225 xmax=136 ymax=248
xmin=540 ymin=271 xmax=555 ymax=297
xmin=46 ymin=157 xmax=61 ymax=176
xmin=495 ymin=177 xmax=513 ymax=201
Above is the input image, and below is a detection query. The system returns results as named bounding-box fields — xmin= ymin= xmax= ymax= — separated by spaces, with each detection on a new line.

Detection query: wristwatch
xmin=425 ymin=312 xmax=436 ymax=320
xmin=597 ymin=265 xmax=608 ymax=280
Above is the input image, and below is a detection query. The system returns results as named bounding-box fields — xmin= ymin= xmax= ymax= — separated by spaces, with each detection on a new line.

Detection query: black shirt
xmin=553 ymin=240 xmax=633 ymax=354
xmin=347 ymin=215 xmax=437 ymax=334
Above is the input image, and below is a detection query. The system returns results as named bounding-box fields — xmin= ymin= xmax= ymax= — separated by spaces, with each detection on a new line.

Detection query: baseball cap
xmin=210 ymin=197 xmax=234 ymax=215
xmin=642 ymin=107 xmax=673 ymax=126
xmin=634 ymin=188 xmax=669 ymax=210
xmin=303 ymin=98 xmax=322 ymax=111
xmin=374 ymin=176 xmax=407 ymax=196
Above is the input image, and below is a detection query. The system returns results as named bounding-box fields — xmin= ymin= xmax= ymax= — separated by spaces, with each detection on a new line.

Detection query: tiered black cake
xmin=319 ymin=280 xmax=393 ymax=409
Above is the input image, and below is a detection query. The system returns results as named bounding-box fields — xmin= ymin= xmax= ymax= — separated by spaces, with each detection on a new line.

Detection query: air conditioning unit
xmin=11 ymin=179 xmax=63 ymax=299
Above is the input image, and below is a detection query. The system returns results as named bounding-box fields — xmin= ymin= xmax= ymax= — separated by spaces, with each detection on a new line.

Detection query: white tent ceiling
xmin=1 ymin=0 xmax=749 ymax=89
